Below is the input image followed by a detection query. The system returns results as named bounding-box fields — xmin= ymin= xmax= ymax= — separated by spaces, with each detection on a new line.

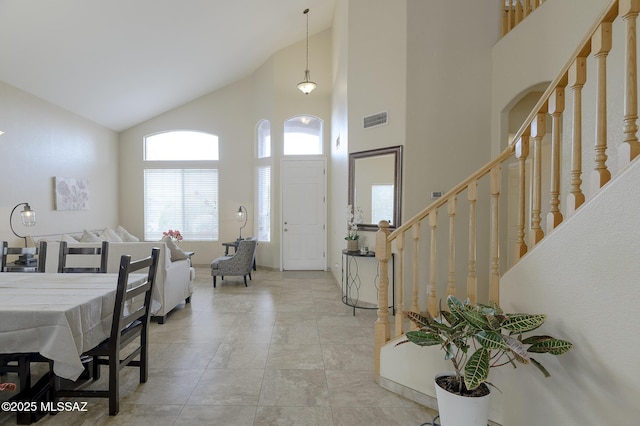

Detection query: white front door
xmin=281 ymin=158 xmax=326 ymax=270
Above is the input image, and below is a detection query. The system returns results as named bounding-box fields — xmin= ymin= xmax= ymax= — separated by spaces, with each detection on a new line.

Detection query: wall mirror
xmin=348 ymin=145 xmax=402 ymax=231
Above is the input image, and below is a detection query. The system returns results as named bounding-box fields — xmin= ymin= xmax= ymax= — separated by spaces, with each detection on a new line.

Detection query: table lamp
xmin=236 ymin=205 xmax=247 ymax=241
xmin=10 ymin=202 xmax=37 ymax=249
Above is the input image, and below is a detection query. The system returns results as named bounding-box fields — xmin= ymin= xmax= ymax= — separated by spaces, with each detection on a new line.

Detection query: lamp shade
xmin=21 ymin=205 xmax=36 ymax=227
xmin=297 ymin=70 xmax=317 ymax=95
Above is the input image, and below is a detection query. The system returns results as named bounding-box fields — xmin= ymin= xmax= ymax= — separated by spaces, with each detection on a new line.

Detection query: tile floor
xmin=1 ymin=267 xmax=437 ymax=425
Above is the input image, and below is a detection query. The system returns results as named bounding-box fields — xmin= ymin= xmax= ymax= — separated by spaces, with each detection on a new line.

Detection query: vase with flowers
xmin=163 ymin=229 xmax=183 ymax=243
xmin=345 ymin=205 xmax=363 ymax=251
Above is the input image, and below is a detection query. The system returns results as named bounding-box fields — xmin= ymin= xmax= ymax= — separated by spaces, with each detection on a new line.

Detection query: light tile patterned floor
xmin=1 ymin=268 xmax=436 ymax=425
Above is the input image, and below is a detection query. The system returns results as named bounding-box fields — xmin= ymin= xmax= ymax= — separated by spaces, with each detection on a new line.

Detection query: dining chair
xmin=1 ymin=240 xmax=47 ymax=272
xmin=210 ymin=236 xmax=258 ymax=287
xmin=57 ymin=240 xmax=108 ymax=273
xmin=54 ymin=247 xmax=160 ymax=415
xmin=0 ymin=353 xmax=31 ymax=393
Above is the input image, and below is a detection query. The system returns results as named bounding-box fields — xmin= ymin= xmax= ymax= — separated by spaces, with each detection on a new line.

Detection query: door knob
xmin=284 ymin=228 xmax=288 ymax=232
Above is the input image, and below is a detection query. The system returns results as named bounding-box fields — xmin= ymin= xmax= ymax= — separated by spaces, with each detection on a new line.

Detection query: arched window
xmin=283 ymin=115 xmax=323 ymax=155
xmin=257 ymin=120 xmax=271 ymax=159
xmin=143 ymin=131 xmax=219 ymax=241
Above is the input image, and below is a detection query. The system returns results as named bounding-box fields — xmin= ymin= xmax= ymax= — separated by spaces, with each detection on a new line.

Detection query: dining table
xmin=0 ymin=272 xmax=145 ymax=382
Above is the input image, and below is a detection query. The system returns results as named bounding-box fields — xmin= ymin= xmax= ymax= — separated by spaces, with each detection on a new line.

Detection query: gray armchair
xmin=210 ymin=237 xmax=257 ymax=287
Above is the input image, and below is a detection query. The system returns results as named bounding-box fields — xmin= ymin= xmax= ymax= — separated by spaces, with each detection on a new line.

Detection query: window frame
xmin=283 ymin=115 xmax=324 ymax=156
xmin=143 ymin=130 xmax=220 ymax=242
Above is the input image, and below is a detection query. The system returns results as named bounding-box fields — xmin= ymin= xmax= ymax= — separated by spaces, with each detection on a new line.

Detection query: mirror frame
xmin=348 ymin=145 xmax=403 ymax=232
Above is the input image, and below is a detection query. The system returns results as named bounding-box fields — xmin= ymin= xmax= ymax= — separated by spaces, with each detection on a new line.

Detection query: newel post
xmin=374 ymin=220 xmax=391 ymax=380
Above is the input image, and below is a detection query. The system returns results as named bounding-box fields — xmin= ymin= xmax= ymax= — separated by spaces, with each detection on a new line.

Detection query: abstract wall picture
xmin=55 ymin=177 xmax=90 ymax=210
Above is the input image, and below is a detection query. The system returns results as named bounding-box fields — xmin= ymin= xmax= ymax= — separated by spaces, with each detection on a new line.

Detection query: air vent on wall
xmin=363 ymin=111 xmax=388 ymax=129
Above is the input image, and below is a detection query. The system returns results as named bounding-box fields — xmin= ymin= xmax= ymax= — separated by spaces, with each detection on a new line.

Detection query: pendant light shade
xmin=297 ymin=8 xmax=317 ymax=94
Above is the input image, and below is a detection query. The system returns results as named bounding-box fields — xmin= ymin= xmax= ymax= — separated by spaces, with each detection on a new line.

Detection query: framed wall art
xmin=55 ymin=177 xmax=90 ymax=211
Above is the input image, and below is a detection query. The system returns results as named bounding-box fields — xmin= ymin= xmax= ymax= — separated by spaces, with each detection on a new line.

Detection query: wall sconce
xmin=10 ymin=202 xmax=37 ymax=247
xmin=236 ymin=205 xmax=248 ymax=241
xmin=297 ymin=8 xmax=317 ymax=95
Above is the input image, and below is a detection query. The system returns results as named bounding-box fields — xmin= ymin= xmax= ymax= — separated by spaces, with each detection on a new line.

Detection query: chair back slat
xmin=1 ymin=240 xmax=47 ymax=272
xmin=58 ymin=240 xmax=109 ymax=273
xmin=110 ymin=248 xmax=159 ymax=341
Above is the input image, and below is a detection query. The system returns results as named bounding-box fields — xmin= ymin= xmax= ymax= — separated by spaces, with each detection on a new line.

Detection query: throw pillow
xmin=116 ymin=225 xmax=140 ymax=242
xmin=60 ymin=234 xmax=79 ymax=242
xmin=79 ymin=229 xmax=102 ymax=242
xmin=161 ymin=235 xmax=188 ymax=261
xmin=98 ymin=227 xmax=122 ymax=242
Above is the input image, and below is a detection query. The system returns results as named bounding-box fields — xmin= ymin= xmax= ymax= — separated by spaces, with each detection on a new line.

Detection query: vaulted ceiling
xmin=0 ymin=0 xmax=335 ymax=132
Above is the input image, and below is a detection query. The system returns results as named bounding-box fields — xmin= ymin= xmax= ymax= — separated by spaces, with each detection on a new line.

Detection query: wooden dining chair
xmin=54 ymin=248 xmax=160 ymax=416
xmin=57 ymin=240 xmax=108 ymax=273
xmin=0 ymin=353 xmax=31 ymax=393
xmin=1 ymin=240 xmax=47 ymax=272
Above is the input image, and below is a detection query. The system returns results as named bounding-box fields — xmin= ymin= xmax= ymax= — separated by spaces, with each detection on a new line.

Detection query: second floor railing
xmin=502 ymin=0 xmax=547 ymax=36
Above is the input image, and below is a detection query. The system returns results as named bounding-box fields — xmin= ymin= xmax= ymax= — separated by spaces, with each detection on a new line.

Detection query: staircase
xmin=375 ymin=0 xmax=640 ymax=423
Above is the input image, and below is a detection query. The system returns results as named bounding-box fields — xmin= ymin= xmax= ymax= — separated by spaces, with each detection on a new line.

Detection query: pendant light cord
xmin=304 ymin=8 xmax=310 ymax=72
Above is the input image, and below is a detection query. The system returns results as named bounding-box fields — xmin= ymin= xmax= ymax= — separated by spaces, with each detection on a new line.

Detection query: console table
xmin=341 ymin=249 xmax=395 ymax=316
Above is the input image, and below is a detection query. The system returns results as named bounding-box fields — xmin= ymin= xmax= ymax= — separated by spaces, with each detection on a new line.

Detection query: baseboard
xmin=377 ymin=376 xmax=439 ymax=412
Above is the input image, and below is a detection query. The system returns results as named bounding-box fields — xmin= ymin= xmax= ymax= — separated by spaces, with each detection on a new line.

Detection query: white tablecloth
xmin=0 ymin=273 xmax=144 ymax=380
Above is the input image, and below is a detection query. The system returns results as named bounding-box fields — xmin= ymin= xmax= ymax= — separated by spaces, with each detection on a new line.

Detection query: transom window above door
xmin=283 ymin=116 xmax=323 ymax=155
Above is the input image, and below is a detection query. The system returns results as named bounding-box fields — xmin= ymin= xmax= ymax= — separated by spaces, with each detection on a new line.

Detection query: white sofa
xmin=43 ymin=240 xmax=194 ymax=324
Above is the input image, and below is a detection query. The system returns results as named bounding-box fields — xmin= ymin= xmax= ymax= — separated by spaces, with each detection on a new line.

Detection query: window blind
xmin=144 ymin=169 xmax=219 ymax=241
xmin=256 ymin=165 xmax=271 ymax=242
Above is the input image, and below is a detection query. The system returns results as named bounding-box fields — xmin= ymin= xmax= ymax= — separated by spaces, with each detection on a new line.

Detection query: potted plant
xmin=397 ymin=295 xmax=573 ymax=425
xmin=345 ymin=205 xmax=363 ymax=251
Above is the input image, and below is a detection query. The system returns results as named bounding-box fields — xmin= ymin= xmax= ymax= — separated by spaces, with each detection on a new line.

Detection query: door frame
xmin=280 ymin=156 xmax=327 ymax=271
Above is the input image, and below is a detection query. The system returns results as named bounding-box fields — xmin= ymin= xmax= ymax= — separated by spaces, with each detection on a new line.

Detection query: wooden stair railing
xmin=375 ymin=0 xmax=639 ymax=378
xmin=502 ymin=0 xmax=547 ymax=37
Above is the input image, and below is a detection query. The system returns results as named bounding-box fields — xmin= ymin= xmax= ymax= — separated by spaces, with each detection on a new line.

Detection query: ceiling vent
xmin=363 ymin=111 xmax=388 ymax=129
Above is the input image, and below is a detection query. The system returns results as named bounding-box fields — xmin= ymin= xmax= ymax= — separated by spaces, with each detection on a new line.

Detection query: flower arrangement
xmin=163 ymin=229 xmax=183 ymax=242
xmin=345 ymin=205 xmax=363 ymax=240
xmin=0 ymin=383 xmax=16 ymax=391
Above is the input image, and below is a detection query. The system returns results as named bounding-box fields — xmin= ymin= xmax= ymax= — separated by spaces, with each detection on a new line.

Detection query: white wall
xmin=329 ymin=0 xmax=350 ymax=282
xmin=118 ymin=79 xmax=254 ymax=268
xmin=497 ymin=159 xmax=640 ymax=424
xmin=0 ymin=81 xmax=119 ymax=246
xmin=118 ymin=30 xmax=332 ymax=269
xmin=329 ymin=0 xmax=408 ymax=287
xmin=403 ymin=0 xmax=499 ymax=305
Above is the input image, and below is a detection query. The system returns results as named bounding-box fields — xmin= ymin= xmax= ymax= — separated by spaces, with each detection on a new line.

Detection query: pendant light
xmin=297 ymin=8 xmax=317 ymax=95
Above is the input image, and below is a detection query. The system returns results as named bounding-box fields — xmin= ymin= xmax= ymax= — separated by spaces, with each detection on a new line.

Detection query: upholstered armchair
xmin=210 ymin=237 xmax=257 ymax=287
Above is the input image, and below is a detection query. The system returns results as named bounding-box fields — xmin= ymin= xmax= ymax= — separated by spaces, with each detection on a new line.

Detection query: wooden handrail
xmin=375 ymin=0 xmax=638 ymax=380
xmin=388 ymin=146 xmax=514 ymax=240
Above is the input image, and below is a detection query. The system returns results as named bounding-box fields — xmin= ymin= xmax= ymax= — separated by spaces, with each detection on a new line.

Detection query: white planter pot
xmin=434 ymin=373 xmax=490 ymax=426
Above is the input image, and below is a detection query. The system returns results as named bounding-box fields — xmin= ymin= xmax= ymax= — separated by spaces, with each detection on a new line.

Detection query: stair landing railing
xmin=375 ymin=0 xmax=640 ymax=378
xmin=502 ymin=0 xmax=547 ymax=37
